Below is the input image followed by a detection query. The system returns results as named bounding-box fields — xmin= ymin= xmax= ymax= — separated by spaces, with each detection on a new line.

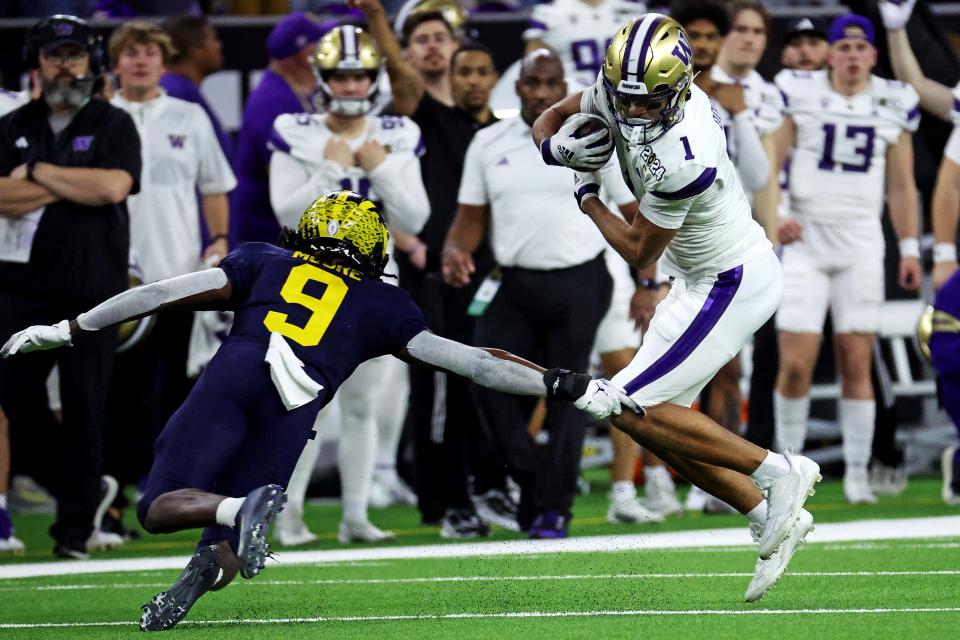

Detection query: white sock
xmin=283 ymin=432 xmax=322 ymax=516
xmin=337 ymin=360 xmax=383 ymax=524
xmin=839 ymin=398 xmax=875 ymax=469
xmin=774 ymin=392 xmax=810 ymax=454
xmin=644 ymin=465 xmax=675 ymax=489
xmin=611 ymin=480 xmax=635 ymax=498
xmin=342 ymin=499 xmax=366 ymax=524
xmin=375 ymin=359 xmax=408 ymax=471
xmin=746 ymin=500 xmax=768 ymax=526
xmin=750 ymin=451 xmax=791 ymax=485
xmin=215 ymin=497 xmax=244 ymax=527
xmin=0 ymin=494 xmax=7 ymax=510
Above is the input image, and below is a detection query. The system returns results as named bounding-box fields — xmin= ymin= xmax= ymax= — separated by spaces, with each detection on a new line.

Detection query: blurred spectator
xmin=267 ymin=24 xmax=428 ymax=544
xmin=105 ymin=21 xmax=236 ymax=529
xmin=358 ymin=0 xmax=514 ymax=537
xmin=231 ymin=11 xmax=325 ymax=245
xmin=0 ymin=406 xmax=24 ymax=553
xmin=0 ymin=15 xmax=141 ymax=559
xmin=161 ymin=15 xmax=232 ymax=158
xmin=92 ymin=0 xmax=202 ymax=17
xmin=443 ymin=50 xmax=615 ymax=538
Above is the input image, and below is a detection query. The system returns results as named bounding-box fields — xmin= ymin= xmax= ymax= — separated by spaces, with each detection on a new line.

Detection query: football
xmin=571 ymin=113 xmax=611 ymax=140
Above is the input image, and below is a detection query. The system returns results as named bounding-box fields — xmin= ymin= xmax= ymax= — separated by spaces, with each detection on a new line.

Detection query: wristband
xmin=637 ymin=278 xmax=660 ymax=290
xmin=898 ymin=237 xmax=920 ymax=258
xmin=543 ymin=368 xmax=590 ymax=401
xmin=934 ymin=242 xmax=958 ymax=263
xmin=540 ymin=138 xmax=562 ymax=166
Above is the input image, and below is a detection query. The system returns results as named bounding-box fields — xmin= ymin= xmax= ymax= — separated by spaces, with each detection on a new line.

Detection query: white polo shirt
xmin=111 ymin=91 xmax=236 ymax=282
xmin=0 ymin=89 xmax=28 ymax=118
xmin=458 ymin=116 xmax=623 ymax=270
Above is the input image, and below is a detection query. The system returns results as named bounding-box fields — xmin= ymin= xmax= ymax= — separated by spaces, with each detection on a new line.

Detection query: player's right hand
xmin=777 ymin=218 xmax=803 ymax=245
xmin=325 ymin=136 xmax=354 ymax=170
xmin=1 ymin=320 xmax=72 ymax=357
xmin=879 ymin=0 xmax=917 ymax=31
xmin=541 ymin=113 xmax=614 ymax=171
xmin=933 ymin=260 xmax=959 ymax=291
xmin=441 ymin=245 xmax=475 ymax=288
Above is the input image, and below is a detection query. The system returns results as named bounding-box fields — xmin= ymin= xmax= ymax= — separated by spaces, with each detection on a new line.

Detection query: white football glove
xmin=541 ymin=113 xmax=614 ymax=171
xmin=573 ymin=170 xmax=601 ymax=210
xmin=1 ymin=320 xmax=72 ymax=357
xmin=574 ymin=379 xmax=641 ymax=421
xmin=879 ymin=0 xmax=917 ymax=31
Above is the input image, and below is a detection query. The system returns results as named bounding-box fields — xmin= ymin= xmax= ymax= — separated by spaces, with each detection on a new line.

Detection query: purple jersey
xmin=231 ymin=70 xmax=317 ymax=245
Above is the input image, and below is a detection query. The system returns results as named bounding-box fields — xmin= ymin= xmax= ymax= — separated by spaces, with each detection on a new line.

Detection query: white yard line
xmin=2 ymin=516 xmax=959 ymax=580
xmin=1 ymin=570 xmax=958 ymax=592
xmin=3 ymin=607 xmax=960 ymax=629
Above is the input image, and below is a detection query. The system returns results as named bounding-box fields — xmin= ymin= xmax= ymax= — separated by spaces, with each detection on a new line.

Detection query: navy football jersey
xmin=219 ymin=242 xmax=427 ymax=399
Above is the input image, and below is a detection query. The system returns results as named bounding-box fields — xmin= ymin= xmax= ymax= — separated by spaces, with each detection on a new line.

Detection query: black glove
xmin=543 ymin=368 xmax=591 ymax=401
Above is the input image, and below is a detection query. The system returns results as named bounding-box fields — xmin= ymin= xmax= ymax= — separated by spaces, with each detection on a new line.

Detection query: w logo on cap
xmin=168 ymin=134 xmax=186 ymax=149
xmin=54 ymin=23 xmax=74 ymax=36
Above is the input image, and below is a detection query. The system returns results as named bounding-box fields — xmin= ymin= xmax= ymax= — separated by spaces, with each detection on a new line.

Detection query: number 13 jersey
xmin=779 ymin=69 xmax=919 ymax=225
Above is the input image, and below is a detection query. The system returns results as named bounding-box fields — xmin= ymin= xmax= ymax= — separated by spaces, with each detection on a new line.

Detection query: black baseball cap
xmin=33 ymin=15 xmax=96 ymax=54
xmin=783 ymin=18 xmax=827 ymax=46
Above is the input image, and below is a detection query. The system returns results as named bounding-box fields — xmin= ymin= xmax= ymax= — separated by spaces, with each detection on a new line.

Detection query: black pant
xmin=744 ymin=316 xmax=777 ymax=448
xmin=0 ymin=294 xmax=117 ymax=548
xmin=105 ymin=310 xmax=195 ymax=495
xmin=473 ymin=253 xmax=612 ymax=528
xmin=398 ymin=256 xmax=506 ymax=522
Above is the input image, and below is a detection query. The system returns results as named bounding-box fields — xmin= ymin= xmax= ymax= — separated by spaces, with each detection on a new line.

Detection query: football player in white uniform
xmin=268 ymin=25 xmax=430 ymax=544
xmin=773 ymin=15 xmax=922 ymax=504
xmin=881 ymin=0 xmax=959 ymax=289
xmin=533 ymin=14 xmax=821 ymax=601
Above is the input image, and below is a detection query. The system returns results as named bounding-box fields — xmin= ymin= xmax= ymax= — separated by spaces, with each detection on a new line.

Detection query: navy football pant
xmin=137 ymin=339 xmax=321 ymax=551
xmin=931 ymin=332 xmax=960 ymax=479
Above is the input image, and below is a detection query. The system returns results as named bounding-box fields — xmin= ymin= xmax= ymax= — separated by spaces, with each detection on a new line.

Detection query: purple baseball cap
xmin=267 ymin=11 xmax=328 ymax=60
xmin=828 ymin=14 xmax=875 ymax=45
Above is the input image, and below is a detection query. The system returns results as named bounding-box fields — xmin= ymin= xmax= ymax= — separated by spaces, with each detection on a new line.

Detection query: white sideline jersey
xmin=524 ymin=0 xmax=645 ymax=92
xmin=0 ymin=89 xmax=28 ymax=118
xmin=710 ymin=66 xmax=783 ymax=162
xmin=268 ymin=113 xmax=429 ymax=236
xmin=780 ymin=70 xmax=919 ymax=225
xmin=111 ymin=92 xmax=237 ymax=282
xmin=580 ymin=82 xmax=770 ymax=281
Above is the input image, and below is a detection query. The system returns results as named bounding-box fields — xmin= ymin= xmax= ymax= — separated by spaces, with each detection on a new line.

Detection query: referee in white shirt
xmin=443 ymin=51 xmax=616 ymax=538
xmin=106 ymin=23 xmax=236 ymax=487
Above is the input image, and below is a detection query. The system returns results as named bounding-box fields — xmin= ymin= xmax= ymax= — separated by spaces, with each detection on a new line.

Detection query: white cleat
xmin=338 ymin=519 xmax=397 ymax=544
xmin=274 ymin=507 xmax=318 ymax=547
xmin=369 ymin=472 xmax=418 ymax=509
xmin=87 ymin=529 xmax=125 ymax=551
xmin=607 ymin=494 xmax=664 ymax=524
xmin=758 ymin=453 xmax=821 ymax=559
xmin=0 ymin=535 xmax=25 ymax=555
xmin=684 ymin=485 xmax=708 ymax=512
xmin=745 ymin=509 xmax=814 ymax=602
xmin=869 ymin=461 xmax=908 ymax=497
xmin=644 ymin=471 xmax=683 ymax=517
xmin=844 ymin=466 xmax=879 ymax=504
xmin=942 ymin=446 xmax=960 ymax=506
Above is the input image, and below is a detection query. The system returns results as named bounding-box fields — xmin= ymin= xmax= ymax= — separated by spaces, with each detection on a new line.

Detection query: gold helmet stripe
xmin=623 ymin=13 xmax=664 ymax=85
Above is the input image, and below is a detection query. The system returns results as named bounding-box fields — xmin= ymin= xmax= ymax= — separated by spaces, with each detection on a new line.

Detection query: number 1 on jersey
xmin=680 ymin=136 xmax=695 ymax=161
xmin=263 ymin=264 xmax=348 ymax=346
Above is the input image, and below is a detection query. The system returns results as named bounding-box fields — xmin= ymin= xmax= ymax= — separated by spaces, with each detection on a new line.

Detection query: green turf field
xmin=2 ymin=473 xmax=959 ymax=638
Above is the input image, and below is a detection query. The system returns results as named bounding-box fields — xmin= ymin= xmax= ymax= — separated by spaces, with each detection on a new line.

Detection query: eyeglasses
xmin=41 ymin=51 xmax=88 ymax=66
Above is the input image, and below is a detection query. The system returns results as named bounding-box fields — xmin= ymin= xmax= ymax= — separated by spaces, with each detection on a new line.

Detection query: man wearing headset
xmin=0 ymin=15 xmax=141 ymax=559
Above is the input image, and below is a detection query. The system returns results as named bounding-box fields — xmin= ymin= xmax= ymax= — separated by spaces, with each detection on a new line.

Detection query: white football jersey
xmin=0 ymin=88 xmax=28 ymax=118
xmin=581 ymin=82 xmax=770 ymax=280
xmin=710 ymin=66 xmax=784 ymax=160
xmin=524 ymin=0 xmax=646 ymax=92
xmin=780 ymin=70 xmax=919 ymax=224
xmin=268 ymin=113 xmax=429 ymax=237
xmin=111 ymin=92 xmax=237 ymax=282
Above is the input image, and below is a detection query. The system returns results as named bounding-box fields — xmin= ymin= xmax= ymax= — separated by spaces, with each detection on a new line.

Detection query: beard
xmin=42 ymin=74 xmax=93 ymax=109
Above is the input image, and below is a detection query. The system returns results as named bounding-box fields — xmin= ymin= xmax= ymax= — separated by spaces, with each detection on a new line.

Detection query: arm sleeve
xmin=639 ymin=164 xmax=716 ymax=229
xmin=903 ymin=86 xmax=922 ymax=133
xmin=218 ymin=242 xmax=264 ymax=302
xmin=366 ymin=128 xmax=430 ymax=235
xmin=76 ymin=268 xmax=228 ymax=331
xmin=731 ymin=111 xmax=771 ymax=192
xmin=194 ymin=105 xmax=237 ymax=195
xmin=269 ymin=150 xmax=346 ymax=229
xmin=404 ymin=330 xmax=546 ymax=396
xmin=456 ymin=135 xmax=489 ymax=206
xmin=97 ymin=109 xmax=142 ymax=194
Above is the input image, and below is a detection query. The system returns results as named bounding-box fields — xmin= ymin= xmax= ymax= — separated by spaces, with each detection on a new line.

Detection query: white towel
xmin=264 ymin=332 xmax=323 ymax=411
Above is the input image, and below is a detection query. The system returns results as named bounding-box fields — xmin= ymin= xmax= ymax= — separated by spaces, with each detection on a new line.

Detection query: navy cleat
xmin=140 ymin=545 xmax=221 ymax=631
xmin=236 ymin=484 xmax=286 ymax=579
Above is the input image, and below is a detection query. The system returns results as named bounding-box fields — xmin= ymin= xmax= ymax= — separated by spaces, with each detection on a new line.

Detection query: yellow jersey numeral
xmin=263 ymin=264 xmax=348 ymax=346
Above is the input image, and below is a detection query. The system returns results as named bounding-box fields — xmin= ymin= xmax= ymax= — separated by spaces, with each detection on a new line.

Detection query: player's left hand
xmin=575 ymin=379 xmax=640 ymax=420
xmin=1 ymin=320 xmax=72 ymax=357
xmin=630 ymin=287 xmax=658 ymax=334
xmin=355 ymin=140 xmax=388 ymax=172
xmin=898 ymin=256 xmax=922 ymax=291
xmin=573 ymin=171 xmax=601 ymax=210
xmin=202 ymin=237 xmax=228 ymax=266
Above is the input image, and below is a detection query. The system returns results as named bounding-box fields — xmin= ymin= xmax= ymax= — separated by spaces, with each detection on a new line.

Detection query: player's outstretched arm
xmin=931 ymin=138 xmax=960 ymax=290
xmin=886 ymin=131 xmax=922 ymax=292
xmin=398 ymin=330 xmax=638 ymax=420
xmin=0 ymin=270 xmax=232 ymax=357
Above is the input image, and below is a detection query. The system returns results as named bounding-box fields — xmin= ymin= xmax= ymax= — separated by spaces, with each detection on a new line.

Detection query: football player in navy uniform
xmin=1 ymin=190 xmax=628 ymax=631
